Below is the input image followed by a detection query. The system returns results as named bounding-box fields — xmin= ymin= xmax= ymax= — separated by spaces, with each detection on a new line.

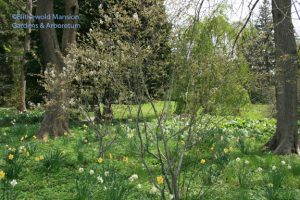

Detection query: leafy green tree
xmin=173 ymin=14 xmax=251 ymax=115
xmin=239 ymin=0 xmax=275 ymax=103
xmin=0 ymin=0 xmax=23 ymax=106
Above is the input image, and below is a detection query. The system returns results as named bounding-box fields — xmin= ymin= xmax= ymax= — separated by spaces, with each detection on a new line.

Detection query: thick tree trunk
xmin=18 ymin=0 xmax=32 ymax=112
xmin=265 ymin=0 xmax=299 ymax=154
xmin=36 ymin=0 xmax=78 ymax=138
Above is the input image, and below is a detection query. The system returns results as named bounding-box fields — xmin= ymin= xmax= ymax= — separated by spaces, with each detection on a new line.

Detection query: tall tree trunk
xmin=36 ymin=0 xmax=78 ymax=138
xmin=18 ymin=0 xmax=32 ymax=112
xmin=265 ymin=0 xmax=299 ymax=154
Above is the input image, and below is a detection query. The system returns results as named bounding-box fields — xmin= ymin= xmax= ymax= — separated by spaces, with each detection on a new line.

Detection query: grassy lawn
xmin=0 ymin=103 xmax=299 ymax=199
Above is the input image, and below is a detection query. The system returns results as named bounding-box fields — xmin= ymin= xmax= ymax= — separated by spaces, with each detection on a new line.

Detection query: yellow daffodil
xmin=109 ymin=153 xmax=113 ymax=159
xmin=223 ymin=148 xmax=229 ymax=154
xmin=156 ymin=175 xmax=164 ymax=185
xmin=97 ymin=157 xmax=103 ymax=163
xmin=0 ymin=170 xmax=5 ymax=180
xmin=8 ymin=154 xmax=14 ymax=160
xmin=123 ymin=156 xmax=129 ymax=163
xmin=200 ymin=159 xmax=206 ymax=164
xmin=35 ymin=155 xmax=44 ymax=161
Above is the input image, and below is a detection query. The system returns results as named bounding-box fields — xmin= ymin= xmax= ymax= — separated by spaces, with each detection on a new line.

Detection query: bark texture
xmin=37 ymin=0 xmax=78 ymax=138
xmin=265 ymin=0 xmax=299 ymax=154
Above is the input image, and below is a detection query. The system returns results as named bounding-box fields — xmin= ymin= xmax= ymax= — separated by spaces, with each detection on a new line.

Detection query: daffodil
xmin=0 ymin=170 xmax=5 ymax=180
xmin=223 ymin=148 xmax=229 ymax=154
xmin=200 ymin=159 xmax=206 ymax=164
xmin=109 ymin=153 xmax=113 ymax=159
xmin=156 ymin=175 xmax=164 ymax=185
xmin=10 ymin=179 xmax=17 ymax=187
xmin=123 ymin=156 xmax=128 ymax=163
xmin=97 ymin=157 xmax=103 ymax=163
xmin=8 ymin=154 xmax=14 ymax=160
xmin=35 ymin=155 xmax=44 ymax=161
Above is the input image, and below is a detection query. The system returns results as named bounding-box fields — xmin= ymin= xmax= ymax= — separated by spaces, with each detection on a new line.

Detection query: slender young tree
xmin=36 ymin=0 xmax=78 ymax=138
xmin=18 ymin=0 xmax=32 ymax=112
xmin=265 ymin=0 xmax=299 ymax=154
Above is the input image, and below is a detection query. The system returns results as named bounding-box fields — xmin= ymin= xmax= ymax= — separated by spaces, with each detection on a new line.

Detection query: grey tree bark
xmin=36 ymin=0 xmax=78 ymax=138
xmin=265 ymin=0 xmax=299 ymax=154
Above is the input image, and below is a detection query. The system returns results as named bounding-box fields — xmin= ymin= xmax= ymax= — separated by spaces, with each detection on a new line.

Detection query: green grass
xmin=240 ymin=104 xmax=274 ymax=120
xmin=0 ymin=104 xmax=299 ymax=200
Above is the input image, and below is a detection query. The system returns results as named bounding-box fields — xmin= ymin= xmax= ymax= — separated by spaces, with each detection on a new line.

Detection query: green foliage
xmin=173 ymin=12 xmax=251 ymax=115
xmin=0 ymin=105 xmax=299 ymax=200
xmin=38 ymin=150 xmax=66 ymax=172
xmin=238 ymin=0 xmax=275 ymax=104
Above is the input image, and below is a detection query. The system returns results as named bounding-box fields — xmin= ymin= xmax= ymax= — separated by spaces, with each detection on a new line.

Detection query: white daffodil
xmin=97 ymin=176 xmax=103 ymax=183
xmin=79 ymin=167 xmax=84 ymax=173
xmin=104 ymin=171 xmax=109 ymax=177
xmin=128 ymin=174 xmax=138 ymax=182
xmin=10 ymin=179 xmax=17 ymax=187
